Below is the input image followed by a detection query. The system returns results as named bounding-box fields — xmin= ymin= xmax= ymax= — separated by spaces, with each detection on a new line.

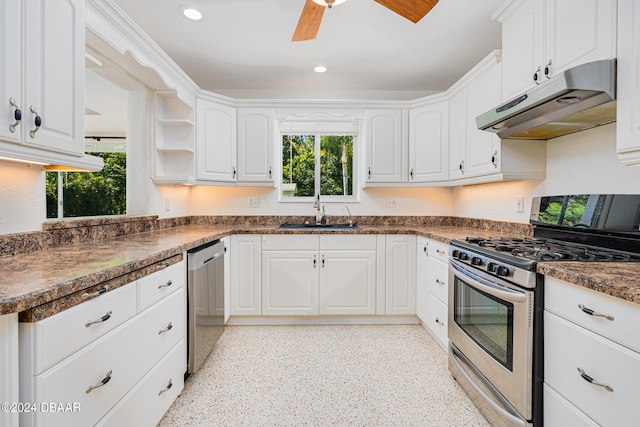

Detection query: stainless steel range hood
xmin=477 ymin=59 xmax=616 ymax=140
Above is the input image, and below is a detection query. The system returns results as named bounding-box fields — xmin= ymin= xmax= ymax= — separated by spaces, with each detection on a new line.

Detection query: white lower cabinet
xmin=230 ymin=235 xmax=262 ymax=316
xmin=385 ymin=235 xmax=416 ymax=315
xmin=19 ymin=260 xmax=186 ymax=427
xmin=544 ymin=277 xmax=640 ymax=426
xmin=416 ymin=237 xmax=448 ymax=349
xmin=262 ymin=250 xmax=319 ymax=316
xmin=1 ymin=313 xmax=19 ymax=427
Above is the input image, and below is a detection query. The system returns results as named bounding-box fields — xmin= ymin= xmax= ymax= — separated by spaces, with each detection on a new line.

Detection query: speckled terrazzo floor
xmin=158 ymin=325 xmax=489 ymax=427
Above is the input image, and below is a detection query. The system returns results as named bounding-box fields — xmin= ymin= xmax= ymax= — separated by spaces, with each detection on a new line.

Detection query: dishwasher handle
xmin=187 ymin=241 xmax=226 ymax=270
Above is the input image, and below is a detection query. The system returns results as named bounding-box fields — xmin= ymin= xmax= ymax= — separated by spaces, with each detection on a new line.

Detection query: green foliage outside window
xmin=46 ymin=152 xmax=126 ymax=218
xmin=282 ymin=134 xmax=353 ymax=197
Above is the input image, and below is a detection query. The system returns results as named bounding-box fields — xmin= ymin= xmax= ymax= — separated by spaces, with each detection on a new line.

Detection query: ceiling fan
xmin=292 ymin=0 xmax=439 ymax=41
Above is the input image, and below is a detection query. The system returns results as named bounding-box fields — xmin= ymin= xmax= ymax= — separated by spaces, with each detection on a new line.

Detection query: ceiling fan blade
xmin=374 ymin=0 xmax=439 ymax=23
xmin=292 ymin=0 xmax=325 ymax=41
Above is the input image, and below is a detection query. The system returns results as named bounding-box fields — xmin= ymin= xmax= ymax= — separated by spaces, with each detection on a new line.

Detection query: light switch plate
xmin=386 ymin=198 xmax=397 ymax=208
xmin=515 ymin=196 xmax=524 ymax=213
xmin=248 ymin=197 xmax=259 ymax=208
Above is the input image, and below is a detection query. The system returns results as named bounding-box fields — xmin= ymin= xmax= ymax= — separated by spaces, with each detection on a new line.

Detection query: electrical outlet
xmin=515 ymin=196 xmax=524 ymax=213
xmin=165 ymin=198 xmax=171 ymax=211
xmin=248 ymin=197 xmax=259 ymax=208
xmin=386 ymin=198 xmax=397 ymax=208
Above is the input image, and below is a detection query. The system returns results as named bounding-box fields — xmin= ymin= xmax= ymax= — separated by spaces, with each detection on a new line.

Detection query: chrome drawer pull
xmin=85 ymin=311 xmax=112 ymax=328
xmin=82 ymin=286 xmax=109 ymax=300
xmin=156 ymin=262 xmax=170 ymax=271
xmin=9 ymin=97 xmax=21 ymax=132
xmin=158 ymin=280 xmax=173 ymax=289
xmin=159 ymin=379 xmax=173 ymax=396
xmin=436 ymin=249 xmax=445 ymax=255
xmin=578 ymin=304 xmax=614 ymax=321
xmin=577 ymin=367 xmax=613 ymax=392
xmin=435 ymin=278 xmax=445 ymax=286
xmin=435 ymin=317 xmax=444 ymax=326
xmin=86 ymin=370 xmax=113 ymax=394
xmin=29 ymin=105 xmax=41 ymax=138
xmin=158 ymin=322 xmax=173 ymax=334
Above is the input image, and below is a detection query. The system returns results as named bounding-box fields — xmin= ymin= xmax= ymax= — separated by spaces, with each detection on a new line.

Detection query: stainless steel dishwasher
xmin=187 ymin=240 xmax=226 ymax=374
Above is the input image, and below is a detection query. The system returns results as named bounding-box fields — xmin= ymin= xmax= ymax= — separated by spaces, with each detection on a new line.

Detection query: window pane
xmin=320 ymin=135 xmax=353 ymax=196
xmin=282 ymin=135 xmax=315 ymax=197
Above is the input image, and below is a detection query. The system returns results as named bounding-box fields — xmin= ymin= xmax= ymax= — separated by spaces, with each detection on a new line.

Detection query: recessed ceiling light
xmin=312 ymin=0 xmax=348 ymax=7
xmin=179 ymin=5 xmax=203 ymax=21
xmin=314 ymin=66 xmax=327 ymax=73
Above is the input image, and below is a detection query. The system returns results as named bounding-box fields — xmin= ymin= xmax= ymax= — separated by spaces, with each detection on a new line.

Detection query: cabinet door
xmin=385 ymin=235 xmax=416 ymax=315
xmin=500 ymin=0 xmax=543 ymax=101
xmin=318 ymin=250 xmax=376 ymax=315
xmin=365 ymin=109 xmax=405 ymax=183
xmin=23 ymin=0 xmax=84 ymax=156
xmin=237 ymin=108 xmax=274 ymax=183
xmin=448 ymin=89 xmax=467 ymax=179
xmin=416 ymin=237 xmax=429 ymax=323
xmin=0 ymin=0 xmax=21 ymax=145
xmin=230 ymin=235 xmax=261 ymax=316
xmin=465 ymin=61 xmax=501 ymax=177
xmin=262 ymin=251 xmax=318 ymax=315
xmin=409 ymin=102 xmax=448 ymax=183
xmin=616 ymin=0 xmax=640 ymax=165
xmin=544 ymin=0 xmax=616 ymax=79
xmin=196 ymin=98 xmax=237 ymax=182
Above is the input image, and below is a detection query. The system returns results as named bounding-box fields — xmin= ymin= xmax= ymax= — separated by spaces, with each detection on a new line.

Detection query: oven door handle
xmin=450 ymin=260 xmax=527 ymax=304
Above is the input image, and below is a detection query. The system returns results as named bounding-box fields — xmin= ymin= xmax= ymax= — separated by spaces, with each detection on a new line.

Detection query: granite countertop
xmin=1 ymin=222 xmax=638 ymax=316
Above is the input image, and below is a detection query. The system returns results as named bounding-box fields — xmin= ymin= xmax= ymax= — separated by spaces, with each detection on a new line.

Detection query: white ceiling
xmin=110 ymin=0 xmax=505 ymax=100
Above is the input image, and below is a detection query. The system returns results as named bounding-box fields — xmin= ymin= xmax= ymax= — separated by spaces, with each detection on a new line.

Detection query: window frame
xmin=279 ymin=131 xmax=359 ymax=204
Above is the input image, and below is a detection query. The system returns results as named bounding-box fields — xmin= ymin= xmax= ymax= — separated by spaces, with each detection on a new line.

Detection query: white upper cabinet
xmin=237 ymin=108 xmax=274 ymax=183
xmin=196 ymin=96 xmax=237 ymax=182
xmin=409 ymin=97 xmax=449 ymax=184
xmin=0 ymin=0 xmax=97 ymax=169
xmin=496 ymin=0 xmax=617 ymax=102
xmin=364 ymin=109 xmax=406 ymax=184
xmin=617 ymin=0 xmax=640 ymax=166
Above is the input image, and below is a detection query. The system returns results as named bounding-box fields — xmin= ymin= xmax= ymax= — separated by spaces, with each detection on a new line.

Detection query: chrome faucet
xmin=344 ymin=205 xmax=353 ymax=226
xmin=314 ymin=192 xmax=326 ymax=224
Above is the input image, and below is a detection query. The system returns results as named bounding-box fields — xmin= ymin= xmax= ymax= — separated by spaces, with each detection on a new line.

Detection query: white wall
xmin=190 ymin=185 xmax=453 ymax=217
xmin=452 ymin=123 xmax=640 ymax=222
xmin=0 ymin=161 xmax=46 ymax=234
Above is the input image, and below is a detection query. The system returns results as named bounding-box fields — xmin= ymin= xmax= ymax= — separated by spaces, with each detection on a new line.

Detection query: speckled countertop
xmin=1 ymin=221 xmax=639 ymax=317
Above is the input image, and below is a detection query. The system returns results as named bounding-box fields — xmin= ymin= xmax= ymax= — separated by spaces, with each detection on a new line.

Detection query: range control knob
xmin=458 ymin=252 xmax=469 ymax=261
xmin=471 ymin=257 xmax=483 ymax=266
xmin=497 ymin=266 xmax=510 ymax=276
xmin=487 ymin=262 xmax=498 ymax=273
xmin=452 ymin=250 xmax=460 ymax=258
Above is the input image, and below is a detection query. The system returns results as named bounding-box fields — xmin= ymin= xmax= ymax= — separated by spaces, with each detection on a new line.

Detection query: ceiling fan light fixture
xmin=311 ymin=0 xmax=348 ymax=8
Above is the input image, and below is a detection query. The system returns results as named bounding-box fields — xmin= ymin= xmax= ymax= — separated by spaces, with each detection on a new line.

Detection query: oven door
xmin=448 ymin=258 xmax=534 ymax=421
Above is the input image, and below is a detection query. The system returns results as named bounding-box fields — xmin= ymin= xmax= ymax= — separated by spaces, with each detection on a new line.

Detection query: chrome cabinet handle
xmin=533 ymin=66 xmax=541 ymax=84
xmin=86 ymin=370 xmax=113 ymax=394
xmin=435 ymin=317 xmax=445 ymax=326
xmin=155 ymin=262 xmax=170 ymax=271
xmin=232 ymin=166 xmax=236 ymax=179
xmin=423 ymin=245 xmax=427 ymax=255
xmin=578 ymin=304 xmax=614 ymax=321
xmin=435 ymin=279 xmax=445 ymax=286
xmin=410 ymin=168 xmax=414 ymax=180
xmin=321 ymin=254 xmax=325 ymax=268
xmin=577 ymin=367 xmax=613 ymax=392
xmin=544 ymin=59 xmax=552 ymax=79
xmin=268 ymin=166 xmax=272 ymax=178
xmin=436 ymin=249 xmax=445 ymax=255
xmin=159 ymin=379 xmax=173 ymax=396
xmin=82 ymin=286 xmax=109 ymax=300
xmin=9 ymin=98 xmax=21 ymax=133
xmin=368 ymin=167 xmax=371 ymax=179
xmin=158 ymin=322 xmax=173 ymax=334
xmin=29 ymin=105 xmax=41 ymax=138
xmin=85 ymin=311 xmax=112 ymax=328
xmin=158 ymin=280 xmax=173 ymax=289
xmin=459 ymin=160 xmax=464 ymax=174
xmin=313 ymin=255 xmax=317 ymax=268
xmin=491 ymin=150 xmax=498 ymax=168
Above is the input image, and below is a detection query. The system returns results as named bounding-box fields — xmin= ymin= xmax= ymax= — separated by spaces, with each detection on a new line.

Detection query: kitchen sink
xmin=278 ymin=223 xmax=361 ymax=230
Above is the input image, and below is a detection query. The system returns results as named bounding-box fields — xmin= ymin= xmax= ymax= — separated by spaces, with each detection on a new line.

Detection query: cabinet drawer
xmin=262 ymin=234 xmax=318 ymax=251
xmin=138 ymin=261 xmax=185 ymax=312
xmin=30 ymin=288 xmax=185 ymax=427
xmin=319 ymin=234 xmax=376 ymax=250
xmin=545 ymin=311 xmax=640 ymax=427
xmin=426 ymin=239 xmax=449 ymax=263
xmin=31 ymin=283 xmax=137 ymax=374
xmin=425 ymin=257 xmax=448 ymax=303
xmin=544 ymin=384 xmax=598 ymax=427
xmin=424 ymin=292 xmax=448 ymax=350
xmin=97 ymin=339 xmax=185 ymax=427
xmin=545 ymin=277 xmax=640 ymax=353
